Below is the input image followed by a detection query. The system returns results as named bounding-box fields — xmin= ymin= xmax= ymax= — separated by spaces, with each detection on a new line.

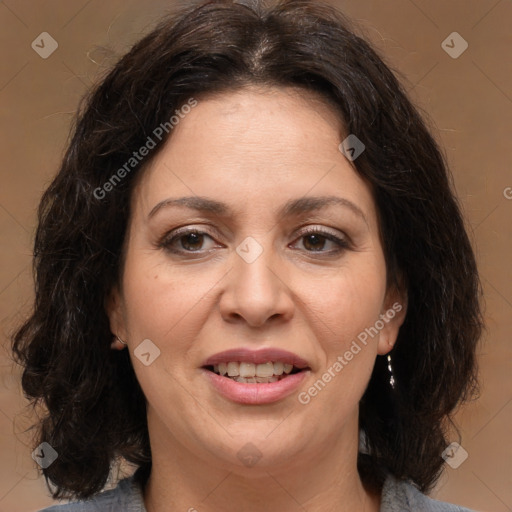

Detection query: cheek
xmin=298 ymin=271 xmax=384 ymax=426
xmin=120 ymin=251 xmax=209 ymax=340
xmin=298 ymin=257 xmax=387 ymax=418
xmin=302 ymin=257 xmax=387 ymax=348
xmin=120 ymin=254 xmax=209 ymax=396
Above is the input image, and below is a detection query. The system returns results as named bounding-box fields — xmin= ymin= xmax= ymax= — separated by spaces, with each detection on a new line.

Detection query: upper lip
xmin=202 ymin=348 xmax=310 ymax=369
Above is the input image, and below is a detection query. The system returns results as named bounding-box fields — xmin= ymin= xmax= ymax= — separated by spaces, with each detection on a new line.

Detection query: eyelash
xmin=158 ymin=225 xmax=350 ymax=257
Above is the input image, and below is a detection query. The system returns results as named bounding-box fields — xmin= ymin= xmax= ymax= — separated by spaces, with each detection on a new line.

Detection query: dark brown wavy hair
xmin=11 ymin=0 xmax=483 ymax=501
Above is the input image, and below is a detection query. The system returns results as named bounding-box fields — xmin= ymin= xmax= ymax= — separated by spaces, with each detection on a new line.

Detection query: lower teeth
xmin=220 ymin=374 xmax=287 ymax=384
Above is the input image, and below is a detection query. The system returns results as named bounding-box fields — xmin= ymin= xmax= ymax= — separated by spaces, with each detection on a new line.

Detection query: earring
xmin=116 ymin=335 xmax=127 ymax=346
xmin=387 ymin=354 xmax=395 ymax=389
xmin=110 ymin=335 xmax=127 ymax=350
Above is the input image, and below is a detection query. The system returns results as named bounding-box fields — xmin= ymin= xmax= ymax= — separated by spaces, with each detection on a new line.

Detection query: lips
xmin=201 ymin=348 xmax=311 ymax=404
xmin=201 ymin=347 xmax=310 ymax=369
xmin=203 ymin=368 xmax=309 ymax=404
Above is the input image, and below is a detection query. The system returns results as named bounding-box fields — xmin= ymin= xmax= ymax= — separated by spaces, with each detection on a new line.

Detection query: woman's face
xmin=108 ymin=86 xmax=406 ymax=475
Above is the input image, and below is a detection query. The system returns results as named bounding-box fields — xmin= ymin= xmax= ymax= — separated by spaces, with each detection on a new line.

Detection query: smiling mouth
xmin=203 ymin=361 xmax=307 ymax=384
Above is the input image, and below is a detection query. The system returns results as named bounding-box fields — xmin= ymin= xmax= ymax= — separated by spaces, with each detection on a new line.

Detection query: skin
xmin=108 ymin=86 xmax=407 ymax=512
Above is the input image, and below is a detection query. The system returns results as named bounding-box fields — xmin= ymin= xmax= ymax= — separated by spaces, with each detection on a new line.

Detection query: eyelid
xmin=160 ymin=223 xmax=223 ymax=241
xmin=296 ymin=224 xmax=347 ymax=239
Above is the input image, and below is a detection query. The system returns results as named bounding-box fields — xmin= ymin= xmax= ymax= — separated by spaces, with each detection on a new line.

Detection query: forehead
xmin=131 ymin=86 xmax=377 ymax=228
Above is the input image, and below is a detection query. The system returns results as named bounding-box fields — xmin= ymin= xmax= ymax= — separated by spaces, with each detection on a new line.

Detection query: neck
xmin=142 ymin=409 xmax=381 ymax=512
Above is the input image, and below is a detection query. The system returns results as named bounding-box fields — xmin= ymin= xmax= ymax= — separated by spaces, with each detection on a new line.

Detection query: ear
xmin=376 ymin=278 xmax=408 ymax=356
xmin=105 ymin=285 xmax=128 ymax=349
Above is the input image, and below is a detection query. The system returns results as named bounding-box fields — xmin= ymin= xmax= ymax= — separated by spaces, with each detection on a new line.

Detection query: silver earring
xmin=387 ymin=354 xmax=395 ymax=389
xmin=116 ymin=335 xmax=127 ymax=346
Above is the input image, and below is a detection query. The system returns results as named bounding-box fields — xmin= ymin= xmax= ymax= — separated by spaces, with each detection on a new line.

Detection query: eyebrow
xmin=148 ymin=195 xmax=368 ymax=225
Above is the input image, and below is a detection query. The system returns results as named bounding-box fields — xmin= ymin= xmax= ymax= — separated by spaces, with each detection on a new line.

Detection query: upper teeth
xmin=213 ymin=361 xmax=294 ymax=377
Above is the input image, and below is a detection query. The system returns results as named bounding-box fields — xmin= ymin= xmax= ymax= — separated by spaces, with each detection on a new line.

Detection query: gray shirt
xmin=38 ymin=473 xmax=477 ymax=512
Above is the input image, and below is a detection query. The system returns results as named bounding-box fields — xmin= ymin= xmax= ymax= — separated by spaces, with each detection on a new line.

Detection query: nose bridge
xmin=220 ymin=234 xmax=293 ymax=326
xmin=236 ymin=236 xmax=278 ymax=295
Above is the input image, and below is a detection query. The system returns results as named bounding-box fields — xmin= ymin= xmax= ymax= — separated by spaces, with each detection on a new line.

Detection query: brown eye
xmin=292 ymin=227 xmax=350 ymax=255
xmin=160 ymin=229 xmax=217 ymax=254
xmin=179 ymin=232 xmax=205 ymax=251
xmin=302 ymin=233 xmax=328 ymax=251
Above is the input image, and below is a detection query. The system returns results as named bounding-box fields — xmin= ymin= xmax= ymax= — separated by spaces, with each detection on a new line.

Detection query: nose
xmin=219 ymin=243 xmax=295 ymax=328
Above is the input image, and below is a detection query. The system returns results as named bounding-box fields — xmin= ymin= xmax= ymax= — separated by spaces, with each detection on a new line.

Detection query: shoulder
xmin=381 ymin=474 xmax=478 ymax=512
xmin=37 ymin=475 xmax=146 ymax=512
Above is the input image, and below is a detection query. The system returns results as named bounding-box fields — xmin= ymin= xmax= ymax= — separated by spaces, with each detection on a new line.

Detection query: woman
xmin=12 ymin=1 xmax=483 ymax=511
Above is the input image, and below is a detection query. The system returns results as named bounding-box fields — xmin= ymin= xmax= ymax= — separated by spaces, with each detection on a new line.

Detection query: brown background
xmin=0 ymin=1 xmax=511 ymax=511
